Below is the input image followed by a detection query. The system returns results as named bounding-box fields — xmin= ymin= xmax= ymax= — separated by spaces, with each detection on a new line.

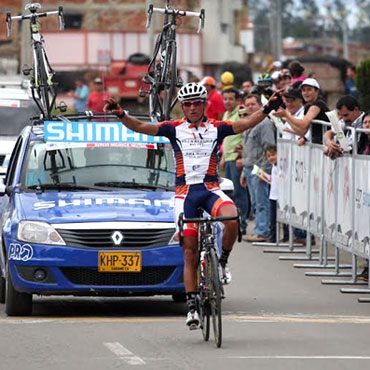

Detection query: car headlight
xmin=17 ymin=221 xmax=66 ymax=245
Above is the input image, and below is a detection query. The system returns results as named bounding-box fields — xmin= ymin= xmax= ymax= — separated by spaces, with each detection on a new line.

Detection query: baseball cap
xmin=284 ymin=87 xmax=302 ymax=100
xmin=300 ymin=78 xmax=320 ymax=90
xmin=94 ymin=77 xmax=103 ymax=84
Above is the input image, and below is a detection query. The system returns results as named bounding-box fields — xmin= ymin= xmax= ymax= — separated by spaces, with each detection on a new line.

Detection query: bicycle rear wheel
xmin=209 ymin=248 xmax=222 ymax=348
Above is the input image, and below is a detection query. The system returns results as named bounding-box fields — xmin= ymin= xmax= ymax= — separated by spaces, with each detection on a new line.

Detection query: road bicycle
xmin=142 ymin=0 xmax=205 ymax=122
xmin=178 ymin=210 xmax=241 ymax=348
xmin=6 ymin=3 xmax=65 ymax=120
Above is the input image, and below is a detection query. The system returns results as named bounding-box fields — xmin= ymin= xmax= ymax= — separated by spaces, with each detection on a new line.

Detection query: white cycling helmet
xmin=177 ymin=82 xmax=208 ymax=102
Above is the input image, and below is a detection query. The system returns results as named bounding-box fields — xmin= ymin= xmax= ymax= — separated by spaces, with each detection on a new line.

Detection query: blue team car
xmin=0 ymin=119 xmax=186 ymax=316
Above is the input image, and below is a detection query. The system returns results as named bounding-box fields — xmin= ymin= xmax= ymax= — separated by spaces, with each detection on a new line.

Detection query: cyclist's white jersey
xmin=156 ymin=116 xmax=235 ymax=189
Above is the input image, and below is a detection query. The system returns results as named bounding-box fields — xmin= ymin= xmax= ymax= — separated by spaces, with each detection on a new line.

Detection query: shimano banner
xmin=44 ymin=121 xmax=169 ymax=144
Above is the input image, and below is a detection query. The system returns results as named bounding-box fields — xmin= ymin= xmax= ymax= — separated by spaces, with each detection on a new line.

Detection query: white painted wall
xmin=200 ymin=0 xmax=245 ymax=64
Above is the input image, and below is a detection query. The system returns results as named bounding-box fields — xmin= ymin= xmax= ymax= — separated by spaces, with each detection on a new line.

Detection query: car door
xmin=0 ymin=136 xmax=23 ymax=271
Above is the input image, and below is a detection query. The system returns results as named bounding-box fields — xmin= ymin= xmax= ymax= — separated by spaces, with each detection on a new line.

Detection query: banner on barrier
xmin=290 ymin=144 xmax=309 ymax=229
xmin=309 ymin=147 xmax=323 ymax=235
xmin=353 ymin=157 xmax=370 ymax=258
xmin=323 ymin=156 xmax=337 ymax=243
xmin=277 ymin=141 xmax=291 ymax=223
xmin=336 ymin=155 xmax=353 ymax=251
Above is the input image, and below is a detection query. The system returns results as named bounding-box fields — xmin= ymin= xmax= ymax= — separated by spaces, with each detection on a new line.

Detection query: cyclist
xmin=104 ymin=82 xmax=282 ymax=329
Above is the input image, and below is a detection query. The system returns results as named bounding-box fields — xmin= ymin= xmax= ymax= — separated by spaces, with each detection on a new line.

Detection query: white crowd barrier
xmin=276 ymin=120 xmax=370 ymax=294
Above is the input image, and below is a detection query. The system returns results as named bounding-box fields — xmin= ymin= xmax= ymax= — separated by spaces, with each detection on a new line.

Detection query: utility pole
xmin=269 ymin=0 xmax=282 ymax=61
xmin=21 ymin=0 xmax=32 ymax=71
xmin=147 ymin=0 xmax=154 ymax=58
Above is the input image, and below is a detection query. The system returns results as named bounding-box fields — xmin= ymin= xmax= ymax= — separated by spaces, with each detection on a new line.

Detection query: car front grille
xmin=57 ymin=228 xmax=176 ymax=249
xmin=60 ymin=266 xmax=176 ymax=286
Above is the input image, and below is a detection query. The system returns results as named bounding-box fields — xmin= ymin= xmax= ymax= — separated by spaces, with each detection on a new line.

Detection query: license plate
xmin=98 ymin=251 xmax=142 ymax=272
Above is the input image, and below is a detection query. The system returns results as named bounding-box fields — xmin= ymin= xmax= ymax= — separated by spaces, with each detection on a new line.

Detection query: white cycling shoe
xmin=221 ymin=264 xmax=232 ymax=285
xmin=186 ymin=310 xmax=200 ymax=330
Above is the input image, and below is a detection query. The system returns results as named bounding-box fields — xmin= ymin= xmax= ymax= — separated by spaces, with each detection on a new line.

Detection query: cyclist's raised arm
xmin=103 ymin=98 xmax=159 ymax=136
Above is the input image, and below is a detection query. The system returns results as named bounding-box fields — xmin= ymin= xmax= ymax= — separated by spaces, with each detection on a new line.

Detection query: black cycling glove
xmin=263 ymin=93 xmax=283 ymax=114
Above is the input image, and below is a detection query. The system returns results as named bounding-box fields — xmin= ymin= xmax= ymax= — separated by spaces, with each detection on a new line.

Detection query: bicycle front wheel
xmin=209 ymin=248 xmax=222 ymax=348
xmin=197 ymin=261 xmax=210 ymax=341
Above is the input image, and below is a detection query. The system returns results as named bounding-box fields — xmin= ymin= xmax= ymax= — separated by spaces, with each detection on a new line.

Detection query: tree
xmin=355 ymin=59 xmax=370 ymax=111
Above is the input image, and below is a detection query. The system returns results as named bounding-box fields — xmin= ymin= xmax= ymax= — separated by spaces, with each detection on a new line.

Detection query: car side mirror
xmin=4 ymin=185 xmax=13 ymax=196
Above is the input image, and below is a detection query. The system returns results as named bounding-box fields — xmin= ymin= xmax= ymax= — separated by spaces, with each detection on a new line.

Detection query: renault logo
xmin=111 ymin=231 xmax=124 ymax=245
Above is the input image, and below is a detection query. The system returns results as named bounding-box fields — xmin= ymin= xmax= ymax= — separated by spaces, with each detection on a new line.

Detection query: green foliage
xmin=356 ymin=59 xmax=370 ymax=111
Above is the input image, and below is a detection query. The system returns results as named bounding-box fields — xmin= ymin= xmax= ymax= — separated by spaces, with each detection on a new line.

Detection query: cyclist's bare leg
xmin=218 ymin=203 xmax=238 ymax=251
xmin=182 ymin=235 xmax=199 ymax=292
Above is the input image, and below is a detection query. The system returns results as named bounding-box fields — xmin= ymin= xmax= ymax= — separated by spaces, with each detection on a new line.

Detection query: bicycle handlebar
xmin=146 ymin=4 xmax=205 ymax=33
xmin=6 ymin=5 xmax=64 ymax=38
xmin=178 ymin=211 xmax=242 ymax=243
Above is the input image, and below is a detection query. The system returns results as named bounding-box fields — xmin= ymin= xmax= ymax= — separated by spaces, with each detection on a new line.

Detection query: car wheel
xmin=172 ymin=293 xmax=186 ymax=303
xmin=5 ymin=264 xmax=32 ymax=316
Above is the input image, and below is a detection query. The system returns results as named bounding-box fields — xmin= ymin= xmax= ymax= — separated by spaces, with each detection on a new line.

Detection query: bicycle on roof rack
xmin=141 ymin=0 xmax=205 ymax=122
xmin=6 ymin=3 xmax=65 ymax=121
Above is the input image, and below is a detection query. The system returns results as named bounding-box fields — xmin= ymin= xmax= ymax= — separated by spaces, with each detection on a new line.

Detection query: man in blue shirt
xmin=345 ymin=65 xmax=359 ymax=99
xmin=73 ymin=78 xmax=89 ymax=112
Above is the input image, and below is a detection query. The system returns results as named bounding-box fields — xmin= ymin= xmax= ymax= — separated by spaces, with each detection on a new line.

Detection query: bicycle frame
xmin=6 ymin=3 xmax=64 ymax=120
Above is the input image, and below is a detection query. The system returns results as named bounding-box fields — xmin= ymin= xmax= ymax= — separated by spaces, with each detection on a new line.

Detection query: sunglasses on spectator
xmin=182 ymin=100 xmax=204 ymax=107
xmin=239 ymin=113 xmax=248 ymax=118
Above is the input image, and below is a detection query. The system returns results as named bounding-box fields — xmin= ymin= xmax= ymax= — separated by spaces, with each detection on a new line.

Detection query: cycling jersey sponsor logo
xmin=44 ymin=121 xmax=169 ymax=144
xmin=8 ymin=243 xmax=34 ymax=261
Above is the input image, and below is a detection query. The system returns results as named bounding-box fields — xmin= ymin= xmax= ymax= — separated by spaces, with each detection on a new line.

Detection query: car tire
xmin=5 ymin=264 xmax=32 ymax=316
xmin=0 ymin=274 xmax=5 ymax=304
xmin=172 ymin=293 xmax=186 ymax=303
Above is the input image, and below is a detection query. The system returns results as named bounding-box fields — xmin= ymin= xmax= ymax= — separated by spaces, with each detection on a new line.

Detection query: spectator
xmin=288 ymin=60 xmax=307 ymax=84
xmin=345 ymin=65 xmax=359 ymax=99
xmin=265 ymin=145 xmax=280 ymax=243
xmin=274 ymin=78 xmax=329 ymax=144
xmin=200 ymin=76 xmax=225 ymax=120
xmin=253 ymin=73 xmax=274 ymax=100
xmin=87 ymin=77 xmax=110 ymax=113
xmin=72 ymin=78 xmax=89 ymax=112
xmin=358 ymin=112 xmax=370 ymax=155
xmin=220 ymin=71 xmax=234 ymax=90
xmin=241 ymin=94 xmax=276 ymax=242
xmin=278 ymin=69 xmax=292 ymax=90
xmin=241 ymin=79 xmax=254 ymax=95
xmin=220 ymin=88 xmax=248 ymax=235
xmin=323 ymin=95 xmax=364 ymax=159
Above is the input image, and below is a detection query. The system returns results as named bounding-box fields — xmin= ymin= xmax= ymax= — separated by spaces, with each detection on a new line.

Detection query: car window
xmin=21 ymin=142 xmax=176 ymax=189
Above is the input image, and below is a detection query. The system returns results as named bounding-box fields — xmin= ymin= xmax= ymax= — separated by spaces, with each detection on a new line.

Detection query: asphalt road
xmin=1 ymin=237 xmax=370 ymax=370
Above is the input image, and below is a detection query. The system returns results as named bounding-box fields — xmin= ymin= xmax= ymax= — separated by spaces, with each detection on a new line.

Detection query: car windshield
xmin=21 ymin=142 xmax=176 ymax=191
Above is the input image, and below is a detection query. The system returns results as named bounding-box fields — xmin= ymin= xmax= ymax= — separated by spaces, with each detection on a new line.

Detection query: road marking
xmin=104 ymin=342 xmax=145 ymax=365
xmin=2 ymin=313 xmax=370 ymax=325
xmin=225 ymin=355 xmax=370 ymax=360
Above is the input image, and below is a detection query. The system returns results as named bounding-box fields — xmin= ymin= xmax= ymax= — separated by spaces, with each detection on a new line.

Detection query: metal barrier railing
xmin=274 ymin=120 xmax=370 ymax=300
